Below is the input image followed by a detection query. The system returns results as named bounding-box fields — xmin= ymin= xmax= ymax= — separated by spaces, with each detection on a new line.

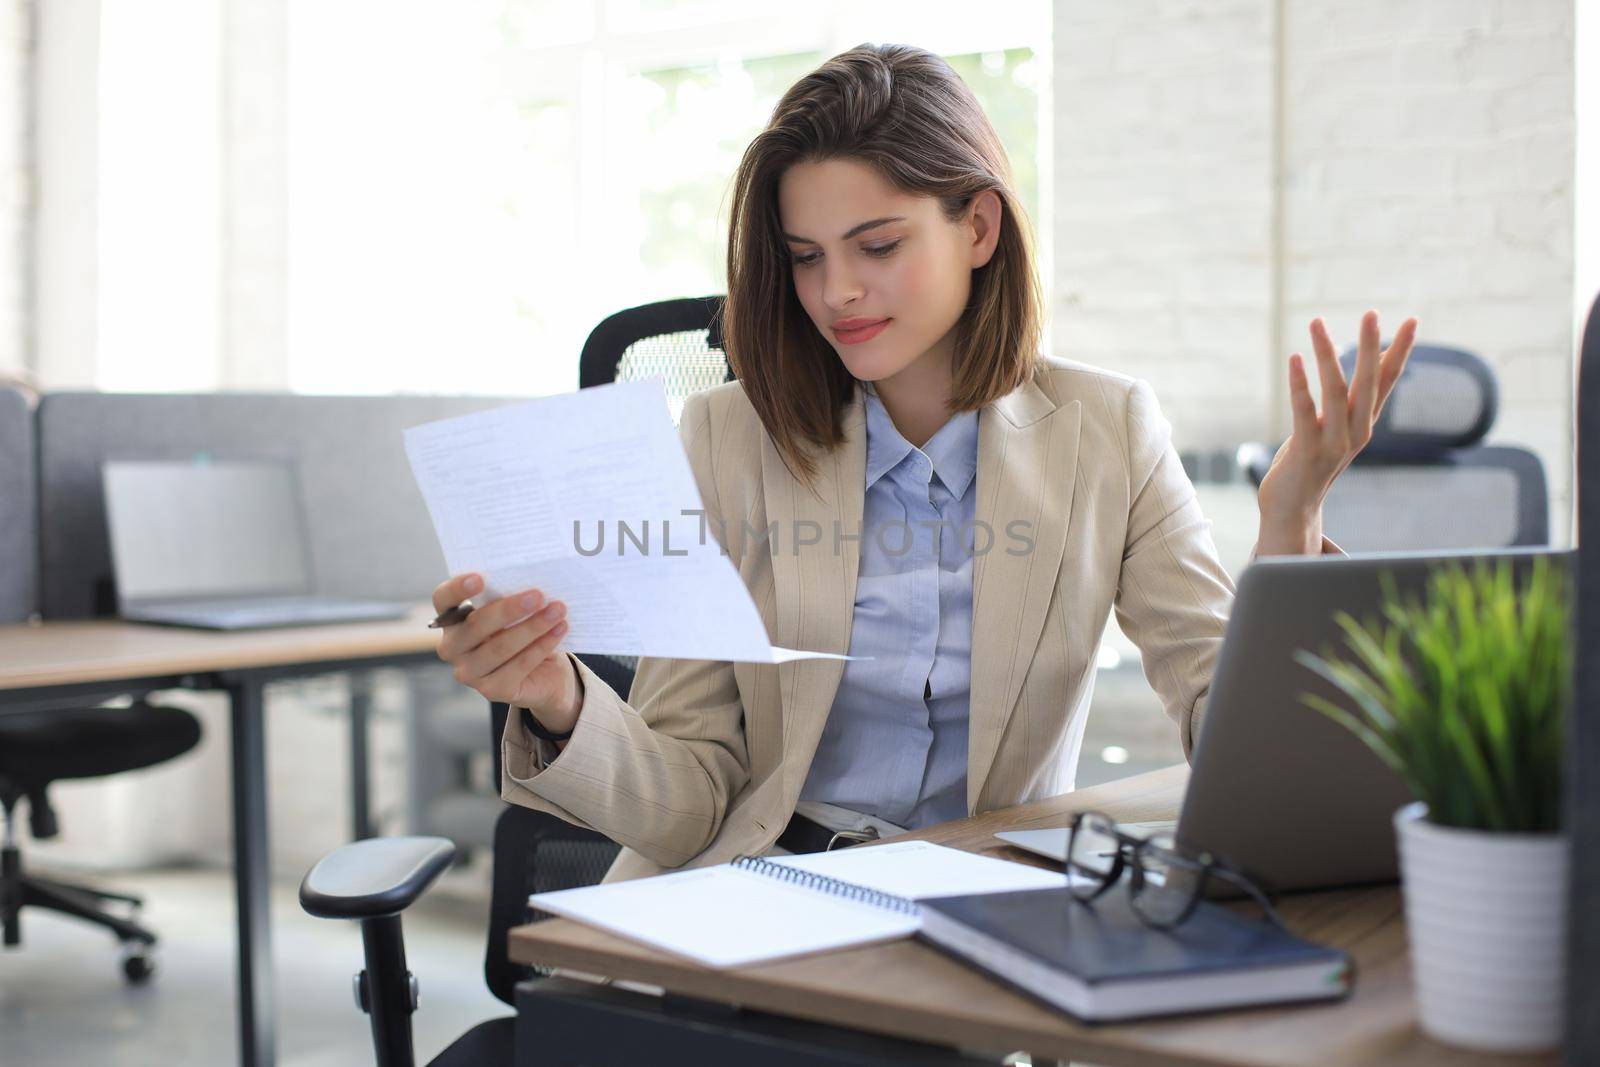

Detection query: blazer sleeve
xmin=1111 ymin=380 xmax=1347 ymax=759
xmin=498 ymin=389 xmax=751 ymax=869
xmin=1110 ymin=379 xmax=1238 ymax=760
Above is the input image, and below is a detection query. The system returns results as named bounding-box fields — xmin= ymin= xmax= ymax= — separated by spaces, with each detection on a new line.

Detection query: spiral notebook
xmin=526 ymin=840 xmax=1068 ymax=968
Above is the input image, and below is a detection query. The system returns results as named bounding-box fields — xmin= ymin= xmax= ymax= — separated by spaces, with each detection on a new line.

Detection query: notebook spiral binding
xmin=731 ymin=854 xmax=920 ymax=916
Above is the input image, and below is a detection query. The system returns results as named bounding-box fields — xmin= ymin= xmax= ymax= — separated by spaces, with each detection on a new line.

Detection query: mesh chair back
xmin=1338 ymin=343 xmax=1497 ymax=453
xmin=482 ymin=803 xmax=622 ymax=1005
xmin=1320 ymin=447 xmax=1548 ymax=551
xmin=579 ymin=295 xmax=733 ymax=424
xmin=577 ymin=296 xmax=731 ymax=684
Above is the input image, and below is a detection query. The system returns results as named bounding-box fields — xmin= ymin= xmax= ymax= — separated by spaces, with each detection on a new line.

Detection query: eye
xmin=788 ymin=240 xmax=901 ymax=269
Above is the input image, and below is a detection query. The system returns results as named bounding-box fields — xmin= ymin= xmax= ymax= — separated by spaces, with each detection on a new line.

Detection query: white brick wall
xmin=0 ymin=0 xmax=26 ymax=380
xmin=1053 ymin=0 xmax=1576 ymax=538
xmin=1055 ymin=0 xmax=1278 ymax=460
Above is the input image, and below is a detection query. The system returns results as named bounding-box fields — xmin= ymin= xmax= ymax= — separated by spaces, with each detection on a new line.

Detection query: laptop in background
xmin=102 ymin=458 xmax=411 ymax=631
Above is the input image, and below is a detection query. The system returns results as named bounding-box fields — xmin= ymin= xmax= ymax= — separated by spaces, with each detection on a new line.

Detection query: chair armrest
xmin=299 ymin=836 xmax=456 ymax=920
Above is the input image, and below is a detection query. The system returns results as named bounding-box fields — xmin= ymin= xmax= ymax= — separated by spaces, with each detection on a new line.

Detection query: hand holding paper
xmin=404 ymin=379 xmax=866 ymax=665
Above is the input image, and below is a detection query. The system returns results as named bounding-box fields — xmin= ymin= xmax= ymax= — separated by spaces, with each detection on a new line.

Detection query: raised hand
xmin=1255 ymin=310 xmax=1418 ymax=556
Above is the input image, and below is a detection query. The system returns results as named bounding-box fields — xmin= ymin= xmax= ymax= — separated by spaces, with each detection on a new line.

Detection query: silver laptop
xmin=998 ymin=546 xmax=1570 ymax=894
xmin=102 ymin=458 xmax=411 ymax=631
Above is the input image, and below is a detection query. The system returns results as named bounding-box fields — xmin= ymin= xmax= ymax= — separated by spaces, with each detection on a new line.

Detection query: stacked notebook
xmin=527 ymin=839 xmax=1351 ymax=1021
xmin=918 ymin=883 xmax=1351 ymax=1021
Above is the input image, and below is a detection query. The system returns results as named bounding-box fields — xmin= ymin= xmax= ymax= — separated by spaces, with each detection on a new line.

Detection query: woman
xmin=432 ymin=44 xmax=1415 ymax=883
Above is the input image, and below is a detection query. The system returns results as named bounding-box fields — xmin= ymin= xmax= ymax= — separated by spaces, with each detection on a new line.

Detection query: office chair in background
xmin=0 ymin=698 xmax=203 ymax=982
xmin=298 ymin=296 xmax=734 ymax=1067
xmin=0 ymin=384 xmax=206 ymax=984
xmin=1236 ymin=344 xmax=1549 ymax=551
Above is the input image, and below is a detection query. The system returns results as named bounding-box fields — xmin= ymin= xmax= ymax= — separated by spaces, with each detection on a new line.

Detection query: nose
xmin=821 ymin=260 xmax=864 ymax=312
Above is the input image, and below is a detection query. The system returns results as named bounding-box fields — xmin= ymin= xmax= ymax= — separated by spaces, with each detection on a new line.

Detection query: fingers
xmin=1375 ymin=316 xmax=1419 ymax=412
xmin=1309 ymin=318 xmax=1348 ymax=450
xmin=453 ymin=600 xmax=568 ymax=685
xmin=1287 ymin=353 xmax=1318 ymax=443
xmin=1345 ymin=310 xmax=1381 ymax=441
xmin=467 ymin=610 xmax=572 ymax=696
xmin=440 ymin=583 xmax=541 ymax=651
xmin=432 ymin=572 xmax=481 ymax=616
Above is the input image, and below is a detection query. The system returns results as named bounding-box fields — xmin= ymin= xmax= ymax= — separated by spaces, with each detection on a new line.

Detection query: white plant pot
xmin=1393 ymin=801 xmax=1567 ymax=1053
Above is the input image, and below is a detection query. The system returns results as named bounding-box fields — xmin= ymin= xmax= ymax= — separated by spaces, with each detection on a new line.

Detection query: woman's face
xmin=777 ymin=157 xmax=1000 ymax=386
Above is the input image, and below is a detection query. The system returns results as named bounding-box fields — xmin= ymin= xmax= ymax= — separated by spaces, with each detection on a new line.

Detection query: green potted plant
xmin=1294 ymin=555 xmax=1570 ymax=1054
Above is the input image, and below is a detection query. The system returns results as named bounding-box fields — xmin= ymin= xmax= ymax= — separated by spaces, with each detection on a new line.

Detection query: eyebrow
xmin=781 ymin=216 xmax=906 ymax=245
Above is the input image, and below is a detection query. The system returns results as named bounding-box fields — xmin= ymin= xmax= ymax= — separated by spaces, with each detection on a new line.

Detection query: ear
xmin=967 ymin=189 xmax=1003 ymax=269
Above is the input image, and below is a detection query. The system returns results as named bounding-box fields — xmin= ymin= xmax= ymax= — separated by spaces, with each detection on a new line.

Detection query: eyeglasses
xmin=1063 ymin=811 xmax=1287 ymax=931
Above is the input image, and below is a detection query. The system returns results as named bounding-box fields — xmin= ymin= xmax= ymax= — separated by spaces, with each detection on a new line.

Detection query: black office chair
xmin=0 ymin=383 xmax=206 ymax=984
xmin=1236 ymin=344 xmax=1549 ymax=550
xmin=299 ymin=702 xmax=621 ymax=1066
xmin=0 ymin=696 xmax=202 ymax=982
xmin=579 ymin=292 xmax=733 ymax=395
xmin=299 ymin=297 xmax=732 ymax=1066
xmin=575 ymin=294 xmax=734 ymax=693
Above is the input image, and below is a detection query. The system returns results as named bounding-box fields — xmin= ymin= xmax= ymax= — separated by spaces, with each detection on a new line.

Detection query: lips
xmin=833 ymin=318 xmax=891 ymax=344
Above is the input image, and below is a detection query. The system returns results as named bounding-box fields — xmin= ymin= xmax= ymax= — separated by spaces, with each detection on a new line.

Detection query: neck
xmin=869 ymin=337 xmax=956 ymax=449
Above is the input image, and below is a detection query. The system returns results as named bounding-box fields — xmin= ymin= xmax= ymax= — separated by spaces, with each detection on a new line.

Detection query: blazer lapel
xmin=966 ymin=375 xmax=1082 ymax=810
xmin=762 ymin=383 xmax=867 ymax=803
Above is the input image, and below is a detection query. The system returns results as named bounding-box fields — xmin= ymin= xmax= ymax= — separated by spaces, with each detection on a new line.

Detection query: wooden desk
xmin=0 ymin=605 xmax=443 ymax=688
xmin=0 ymin=606 xmax=444 ymax=1067
xmin=509 ymin=766 xmax=1557 ymax=1067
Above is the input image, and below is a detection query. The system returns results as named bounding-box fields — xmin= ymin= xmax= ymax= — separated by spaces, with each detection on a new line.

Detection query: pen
xmin=428 ymin=603 xmax=476 ymax=629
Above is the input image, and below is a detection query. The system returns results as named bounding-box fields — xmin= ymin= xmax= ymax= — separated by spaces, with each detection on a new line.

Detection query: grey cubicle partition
xmin=34 ymin=390 xmax=538 ymax=848
xmin=35 ymin=391 xmax=531 ymax=618
xmin=0 ymin=387 xmax=36 ymax=624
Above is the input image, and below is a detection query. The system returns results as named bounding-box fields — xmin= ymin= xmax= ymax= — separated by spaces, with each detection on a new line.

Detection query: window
xmin=95 ymin=0 xmax=221 ymax=392
xmin=283 ymin=0 xmax=1051 ymax=397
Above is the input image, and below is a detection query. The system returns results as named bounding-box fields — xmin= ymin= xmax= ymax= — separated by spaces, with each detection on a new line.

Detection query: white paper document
xmin=403 ymin=378 xmax=864 ymax=664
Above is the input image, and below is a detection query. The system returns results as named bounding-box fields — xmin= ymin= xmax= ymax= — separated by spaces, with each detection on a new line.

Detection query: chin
xmin=837 ymin=350 xmax=908 ymax=383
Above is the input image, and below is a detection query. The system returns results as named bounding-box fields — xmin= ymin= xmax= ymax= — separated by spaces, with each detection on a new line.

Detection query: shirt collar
xmin=862 ymin=381 xmax=979 ymax=499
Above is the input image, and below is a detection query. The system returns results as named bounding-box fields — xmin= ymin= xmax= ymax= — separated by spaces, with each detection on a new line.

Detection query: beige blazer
xmin=501 ymin=356 xmax=1317 ymax=883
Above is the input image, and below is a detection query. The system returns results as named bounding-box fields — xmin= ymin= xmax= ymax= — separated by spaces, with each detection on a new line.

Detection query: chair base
xmin=2 ymin=844 xmax=159 ymax=981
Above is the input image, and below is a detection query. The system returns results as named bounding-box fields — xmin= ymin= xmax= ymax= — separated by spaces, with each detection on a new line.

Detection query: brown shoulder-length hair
xmin=722 ymin=42 xmax=1043 ymax=491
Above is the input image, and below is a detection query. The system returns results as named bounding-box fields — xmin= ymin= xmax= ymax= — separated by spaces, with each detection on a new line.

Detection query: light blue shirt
xmin=798 ymin=381 xmax=979 ymax=829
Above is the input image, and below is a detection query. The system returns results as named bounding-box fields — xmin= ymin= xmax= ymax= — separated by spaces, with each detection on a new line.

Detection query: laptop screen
xmin=102 ymin=459 xmax=314 ymax=603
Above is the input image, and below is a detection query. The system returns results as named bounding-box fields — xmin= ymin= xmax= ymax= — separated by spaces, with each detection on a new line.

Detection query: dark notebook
xmin=918 ymin=882 xmax=1352 ymax=1022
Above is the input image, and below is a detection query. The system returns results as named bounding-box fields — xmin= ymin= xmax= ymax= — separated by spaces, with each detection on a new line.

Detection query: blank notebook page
xmin=769 ymin=840 xmax=1070 ymax=898
xmin=528 ymin=864 xmax=921 ymax=968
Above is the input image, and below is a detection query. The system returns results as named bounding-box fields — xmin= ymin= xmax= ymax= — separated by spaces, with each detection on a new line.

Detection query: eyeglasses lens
xmin=1067 ymin=814 xmax=1120 ymax=897
xmin=1131 ymin=836 xmax=1198 ymax=927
